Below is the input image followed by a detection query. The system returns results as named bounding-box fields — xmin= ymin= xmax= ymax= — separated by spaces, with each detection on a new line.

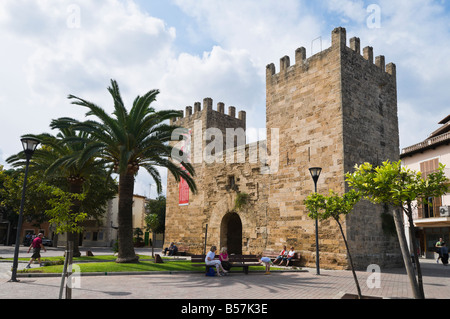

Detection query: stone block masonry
xmin=164 ymin=27 xmax=402 ymax=270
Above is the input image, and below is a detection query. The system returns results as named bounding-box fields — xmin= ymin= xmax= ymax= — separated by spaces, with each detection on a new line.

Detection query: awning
xmin=414 ymin=217 xmax=450 ymax=228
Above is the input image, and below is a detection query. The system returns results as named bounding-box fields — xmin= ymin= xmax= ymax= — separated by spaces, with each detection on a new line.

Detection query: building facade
xmin=164 ymin=27 xmax=402 ymax=270
xmin=401 ymin=115 xmax=450 ymax=259
xmin=56 ymin=194 xmax=149 ymax=248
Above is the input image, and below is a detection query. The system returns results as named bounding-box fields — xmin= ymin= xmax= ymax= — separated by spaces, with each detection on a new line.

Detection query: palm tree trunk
xmin=116 ymin=172 xmax=139 ymax=263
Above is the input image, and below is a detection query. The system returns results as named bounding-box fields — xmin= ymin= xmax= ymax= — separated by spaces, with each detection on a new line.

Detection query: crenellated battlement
xmin=266 ymin=27 xmax=396 ymax=79
xmin=166 ymin=26 xmax=401 ymax=270
xmin=171 ymin=97 xmax=246 ymax=125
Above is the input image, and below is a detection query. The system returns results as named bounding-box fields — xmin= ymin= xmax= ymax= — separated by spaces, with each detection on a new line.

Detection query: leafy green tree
xmin=0 ymin=168 xmax=52 ymax=227
xmin=346 ymin=160 xmax=448 ymax=299
xmin=0 ymin=167 xmax=17 ymax=244
xmin=1 ymin=167 xmax=46 ymax=246
xmin=37 ymin=183 xmax=87 ymax=234
xmin=304 ymin=189 xmax=363 ymax=299
xmin=7 ymin=129 xmax=117 ymax=256
xmin=145 ymin=195 xmax=166 ymax=235
xmin=145 ymin=195 xmax=166 ymax=257
xmin=0 ymin=167 xmax=88 ymax=245
xmin=52 ymin=79 xmax=197 ymax=263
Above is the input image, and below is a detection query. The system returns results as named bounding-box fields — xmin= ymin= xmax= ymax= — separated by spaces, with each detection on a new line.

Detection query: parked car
xmin=23 ymin=236 xmax=32 ymax=247
xmin=41 ymin=237 xmax=53 ymax=247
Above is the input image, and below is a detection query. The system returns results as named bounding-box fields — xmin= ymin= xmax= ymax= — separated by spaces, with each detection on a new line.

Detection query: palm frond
xmin=107 ymin=79 xmax=128 ymax=126
xmin=68 ymin=94 xmax=127 ymax=144
xmin=129 ymin=89 xmax=159 ymax=129
xmin=140 ymin=164 xmax=163 ymax=194
xmin=136 ymin=110 xmax=183 ymax=140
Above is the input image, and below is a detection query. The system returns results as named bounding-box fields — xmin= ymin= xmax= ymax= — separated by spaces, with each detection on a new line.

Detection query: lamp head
xmin=309 ymin=167 xmax=322 ymax=183
xmin=20 ymin=137 xmax=40 ymax=159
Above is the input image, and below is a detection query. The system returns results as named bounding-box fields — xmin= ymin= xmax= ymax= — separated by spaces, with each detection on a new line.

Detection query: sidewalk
xmin=1 ymin=245 xmax=449 ymax=300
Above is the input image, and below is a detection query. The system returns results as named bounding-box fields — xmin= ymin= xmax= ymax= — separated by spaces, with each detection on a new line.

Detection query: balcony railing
xmin=401 ymin=132 xmax=450 ymax=156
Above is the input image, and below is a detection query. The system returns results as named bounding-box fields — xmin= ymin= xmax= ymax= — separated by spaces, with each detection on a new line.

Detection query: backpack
xmin=205 ymin=267 xmax=216 ymax=277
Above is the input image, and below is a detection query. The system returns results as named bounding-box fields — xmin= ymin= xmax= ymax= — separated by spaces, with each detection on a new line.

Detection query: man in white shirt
xmin=281 ymin=247 xmax=296 ymax=267
xmin=205 ymin=245 xmax=228 ymax=276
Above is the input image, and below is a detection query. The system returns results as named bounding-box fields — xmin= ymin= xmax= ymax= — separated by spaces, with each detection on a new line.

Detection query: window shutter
xmin=419 ymin=158 xmax=441 ymax=218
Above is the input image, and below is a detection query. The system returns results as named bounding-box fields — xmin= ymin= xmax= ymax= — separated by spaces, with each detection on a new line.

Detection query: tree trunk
xmin=66 ymin=232 xmax=81 ymax=257
xmin=335 ymin=218 xmax=362 ymax=299
xmin=116 ymin=172 xmax=139 ymax=263
xmin=406 ymin=203 xmax=425 ymax=299
xmin=152 ymin=232 xmax=155 ymax=258
xmin=68 ymin=179 xmax=83 ymax=258
xmin=393 ymin=209 xmax=422 ymax=299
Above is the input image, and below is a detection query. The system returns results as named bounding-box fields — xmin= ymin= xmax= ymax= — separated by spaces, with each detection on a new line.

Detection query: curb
xmin=17 ymin=268 xmax=309 ymax=278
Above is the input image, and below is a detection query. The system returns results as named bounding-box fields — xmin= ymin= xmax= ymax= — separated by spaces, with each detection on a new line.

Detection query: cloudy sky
xmin=0 ymin=0 xmax=449 ymax=198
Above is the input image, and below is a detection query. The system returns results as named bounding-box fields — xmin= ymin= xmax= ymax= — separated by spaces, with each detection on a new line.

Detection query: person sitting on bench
xmin=205 ymin=245 xmax=228 ymax=276
xmin=280 ymin=246 xmax=296 ymax=266
xmin=273 ymin=245 xmax=287 ymax=265
xmin=164 ymin=242 xmax=178 ymax=256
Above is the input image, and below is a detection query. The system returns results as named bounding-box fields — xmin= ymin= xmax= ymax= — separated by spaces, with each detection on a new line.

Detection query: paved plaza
xmin=0 ymin=246 xmax=449 ymax=301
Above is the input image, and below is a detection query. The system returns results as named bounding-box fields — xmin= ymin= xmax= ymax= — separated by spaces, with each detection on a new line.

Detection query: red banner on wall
xmin=179 ymin=129 xmax=191 ymax=206
xmin=179 ymin=174 xmax=190 ymax=206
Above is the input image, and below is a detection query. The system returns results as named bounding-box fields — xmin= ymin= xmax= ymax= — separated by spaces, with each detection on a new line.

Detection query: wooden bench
xmin=163 ymin=244 xmax=189 ymax=256
xmin=263 ymin=251 xmax=301 ymax=266
xmin=175 ymin=245 xmax=189 ymax=256
xmin=191 ymin=255 xmax=261 ymax=275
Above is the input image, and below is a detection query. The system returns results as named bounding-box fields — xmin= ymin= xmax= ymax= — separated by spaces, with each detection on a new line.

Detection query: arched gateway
xmin=164 ymin=27 xmax=403 ymax=270
xmin=220 ymin=213 xmax=242 ymax=255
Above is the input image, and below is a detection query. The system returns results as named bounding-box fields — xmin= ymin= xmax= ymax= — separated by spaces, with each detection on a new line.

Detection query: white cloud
xmin=0 ymin=0 xmax=179 ymax=199
xmin=169 ymin=0 xmax=327 ymax=143
xmin=327 ymin=0 xmax=367 ymax=24
xmin=0 ymin=0 xmax=270 ymax=196
xmin=173 ymin=0 xmax=323 ymax=69
xmin=324 ymin=0 xmax=450 ymax=149
xmin=159 ymin=46 xmax=263 ymax=109
xmin=0 ymin=0 xmax=176 ymax=155
xmin=1 ymin=0 xmax=449 ymax=196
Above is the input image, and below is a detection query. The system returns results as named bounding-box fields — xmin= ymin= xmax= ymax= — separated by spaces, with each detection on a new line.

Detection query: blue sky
xmin=0 ymin=0 xmax=449 ymax=197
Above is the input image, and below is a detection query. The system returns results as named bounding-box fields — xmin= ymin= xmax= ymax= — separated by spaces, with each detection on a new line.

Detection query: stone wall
xmin=164 ymin=27 xmax=402 ymax=270
xmin=264 ymin=28 xmax=347 ymax=268
xmin=339 ymin=29 xmax=401 ymax=269
xmin=165 ymin=99 xmax=248 ymax=254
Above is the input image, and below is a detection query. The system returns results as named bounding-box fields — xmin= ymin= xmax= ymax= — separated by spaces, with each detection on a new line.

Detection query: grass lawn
xmin=7 ymin=254 xmax=153 ymax=264
xmin=10 ymin=254 xmax=124 ymax=262
xmin=18 ymin=256 xmax=266 ymax=274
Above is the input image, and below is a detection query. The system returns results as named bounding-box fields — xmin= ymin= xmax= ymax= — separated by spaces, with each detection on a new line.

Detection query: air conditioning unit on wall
xmin=440 ymin=206 xmax=450 ymax=217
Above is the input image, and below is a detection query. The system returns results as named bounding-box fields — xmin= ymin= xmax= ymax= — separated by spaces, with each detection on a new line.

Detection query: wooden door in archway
xmin=220 ymin=213 xmax=242 ymax=255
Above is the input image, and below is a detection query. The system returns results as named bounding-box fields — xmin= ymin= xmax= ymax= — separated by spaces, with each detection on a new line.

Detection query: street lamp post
xmin=10 ymin=137 xmax=40 ymax=282
xmin=309 ymin=167 xmax=322 ymax=276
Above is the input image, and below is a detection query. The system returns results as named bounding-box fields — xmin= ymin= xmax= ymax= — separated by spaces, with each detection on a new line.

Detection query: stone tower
xmin=165 ymin=98 xmax=248 ymax=254
xmin=164 ymin=27 xmax=402 ymax=270
xmin=264 ymin=27 xmax=400 ymax=268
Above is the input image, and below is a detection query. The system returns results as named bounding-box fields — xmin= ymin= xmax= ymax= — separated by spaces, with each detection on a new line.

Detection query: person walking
xmin=25 ymin=233 xmax=46 ymax=268
xmin=435 ymin=238 xmax=445 ymax=264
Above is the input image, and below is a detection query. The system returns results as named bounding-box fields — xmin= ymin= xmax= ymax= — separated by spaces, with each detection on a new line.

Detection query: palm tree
xmin=52 ymin=79 xmax=196 ymax=263
xmin=7 ymin=128 xmax=116 ymax=257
